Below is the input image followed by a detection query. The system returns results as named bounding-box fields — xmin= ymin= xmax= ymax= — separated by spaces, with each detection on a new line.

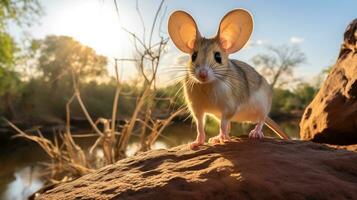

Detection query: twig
xmin=148 ymin=0 xmax=165 ymax=47
xmin=71 ymin=72 xmax=103 ymax=136
xmin=111 ymin=59 xmax=122 ymax=133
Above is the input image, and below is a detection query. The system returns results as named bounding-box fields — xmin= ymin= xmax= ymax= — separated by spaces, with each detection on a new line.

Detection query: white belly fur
xmin=233 ymin=87 xmax=271 ymax=123
xmin=186 ymin=81 xmax=271 ymax=123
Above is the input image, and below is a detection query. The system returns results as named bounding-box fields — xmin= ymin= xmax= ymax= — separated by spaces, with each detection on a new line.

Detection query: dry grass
xmin=7 ymin=0 xmax=185 ymax=184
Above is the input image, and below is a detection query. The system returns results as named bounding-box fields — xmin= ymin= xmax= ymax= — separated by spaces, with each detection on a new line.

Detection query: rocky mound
xmin=299 ymin=18 xmax=357 ymax=144
xmin=37 ymin=137 xmax=357 ymax=200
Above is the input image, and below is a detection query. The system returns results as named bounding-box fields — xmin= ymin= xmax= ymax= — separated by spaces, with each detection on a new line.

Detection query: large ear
xmin=217 ymin=9 xmax=253 ymax=54
xmin=168 ymin=11 xmax=201 ymax=53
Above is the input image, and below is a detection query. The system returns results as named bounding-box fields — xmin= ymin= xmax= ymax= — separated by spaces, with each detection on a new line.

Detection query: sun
xmin=47 ymin=0 xmax=130 ymax=59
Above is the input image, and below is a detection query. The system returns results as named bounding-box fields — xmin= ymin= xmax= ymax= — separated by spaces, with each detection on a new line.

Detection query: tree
xmin=0 ymin=0 xmax=42 ymax=27
xmin=0 ymin=0 xmax=42 ymax=67
xmin=252 ymin=45 xmax=306 ymax=88
xmin=15 ymin=35 xmax=108 ymax=121
xmin=293 ymin=82 xmax=317 ymax=109
xmin=0 ymin=0 xmax=42 ymax=120
xmin=32 ymin=35 xmax=108 ymax=85
xmin=0 ymin=64 xmax=20 ymax=119
xmin=270 ymin=88 xmax=296 ymax=117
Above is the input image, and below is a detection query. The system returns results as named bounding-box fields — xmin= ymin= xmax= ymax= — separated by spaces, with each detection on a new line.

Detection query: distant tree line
xmin=0 ymin=36 xmax=324 ymax=124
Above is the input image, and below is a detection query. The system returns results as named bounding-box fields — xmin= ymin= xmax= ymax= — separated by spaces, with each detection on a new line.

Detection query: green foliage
xmin=0 ymin=32 xmax=110 ymax=121
xmin=293 ymin=83 xmax=318 ymax=109
xmin=204 ymin=116 xmax=220 ymax=136
xmin=271 ymin=88 xmax=296 ymax=116
xmin=9 ymin=35 xmax=109 ymax=122
xmin=0 ymin=0 xmax=42 ymax=76
xmin=33 ymin=35 xmax=108 ymax=84
xmin=0 ymin=67 xmax=19 ymax=95
xmin=0 ymin=67 xmax=21 ymax=118
xmin=0 ymin=31 xmax=15 ymax=65
xmin=13 ymin=79 xmax=179 ymax=123
xmin=0 ymin=0 xmax=42 ymax=28
xmin=270 ymin=82 xmax=318 ymax=117
xmin=321 ymin=66 xmax=333 ymax=74
xmin=16 ymin=79 xmax=114 ymax=122
xmin=0 ymin=0 xmax=42 ymax=118
xmin=0 ymin=31 xmax=17 ymax=97
xmin=155 ymin=83 xmax=185 ymax=111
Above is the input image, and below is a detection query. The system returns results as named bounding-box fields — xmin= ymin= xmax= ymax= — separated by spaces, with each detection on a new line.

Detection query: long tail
xmin=264 ymin=117 xmax=290 ymax=139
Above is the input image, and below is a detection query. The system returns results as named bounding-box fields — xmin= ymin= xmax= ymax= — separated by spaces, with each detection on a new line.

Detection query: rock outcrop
xmin=299 ymin=19 xmax=357 ymax=144
xmin=37 ymin=137 xmax=357 ymax=200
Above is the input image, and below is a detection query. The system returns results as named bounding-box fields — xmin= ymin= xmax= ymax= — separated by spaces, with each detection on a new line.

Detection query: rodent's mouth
xmin=195 ymin=77 xmax=215 ymax=84
xmin=198 ymin=77 xmax=207 ymax=82
xmin=188 ymin=73 xmax=215 ymax=84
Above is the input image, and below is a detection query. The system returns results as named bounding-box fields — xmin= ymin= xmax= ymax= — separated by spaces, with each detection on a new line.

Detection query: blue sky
xmin=11 ymin=0 xmax=357 ymax=82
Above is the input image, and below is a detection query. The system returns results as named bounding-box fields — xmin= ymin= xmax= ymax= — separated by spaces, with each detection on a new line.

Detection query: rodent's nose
xmin=198 ymin=70 xmax=207 ymax=80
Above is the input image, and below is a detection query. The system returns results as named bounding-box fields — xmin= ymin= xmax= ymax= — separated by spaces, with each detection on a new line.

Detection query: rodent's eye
xmin=214 ymin=52 xmax=222 ymax=64
xmin=191 ymin=51 xmax=198 ymax=62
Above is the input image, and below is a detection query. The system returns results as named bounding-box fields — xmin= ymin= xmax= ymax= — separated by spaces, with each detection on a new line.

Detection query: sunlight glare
xmin=47 ymin=1 xmax=129 ymax=59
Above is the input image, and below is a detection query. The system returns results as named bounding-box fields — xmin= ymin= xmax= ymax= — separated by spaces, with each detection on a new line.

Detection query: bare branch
xmin=148 ymin=0 xmax=165 ymax=47
xmin=252 ymin=44 xmax=306 ymax=88
xmin=71 ymin=72 xmax=103 ymax=136
xmin=135 ymin=0 xmax=146 ymax=42
xmin=111 ymin=59 xmax=122 ymax=133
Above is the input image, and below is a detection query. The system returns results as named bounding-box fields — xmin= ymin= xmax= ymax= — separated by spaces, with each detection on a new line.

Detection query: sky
xmin=10 ymin=0 xmax=357 ymax=83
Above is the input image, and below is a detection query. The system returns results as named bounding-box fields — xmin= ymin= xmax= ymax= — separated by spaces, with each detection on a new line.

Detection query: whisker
xmin=161 ymin=67 xmax=189 ymax=71
xmin=213 ymin=71 xmax=242 ymax=81
xmin=165 ymin=77 xmax=187 ymax=85
xmin=214 ymin=73 xmax=243 ymax=100
xmin=164 ymin=71 xmax=196 ymax=86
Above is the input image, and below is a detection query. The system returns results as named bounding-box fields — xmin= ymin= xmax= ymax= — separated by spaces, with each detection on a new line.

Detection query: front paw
xmin=208 ymin=134 xmax=231 ymax=144
xmin=189 ymin=140 xmax=205 ymax=150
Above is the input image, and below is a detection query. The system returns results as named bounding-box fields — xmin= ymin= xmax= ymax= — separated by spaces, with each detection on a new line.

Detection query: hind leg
xmin=208 ymin=117 xmax=231 ymax=144
xmin=249 ymin=121 xmax=264 ymax=139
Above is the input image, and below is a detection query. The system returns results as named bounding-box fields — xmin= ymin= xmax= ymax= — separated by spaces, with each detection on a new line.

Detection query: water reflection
xmin=0 ymin=120 xmax=299 ymax=200
xmin=1 ymin=166 xmax=43 ymax=200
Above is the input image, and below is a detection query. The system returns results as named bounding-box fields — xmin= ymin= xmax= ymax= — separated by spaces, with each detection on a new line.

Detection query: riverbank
xmin=37 ymin=137 xmax=357 ymax=200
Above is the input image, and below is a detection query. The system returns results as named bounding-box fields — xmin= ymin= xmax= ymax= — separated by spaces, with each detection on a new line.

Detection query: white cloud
xmin=256 ymin=39 xmax=264 ymax=45
xmin=290 ymin=36 xmax=304 ymax=44
xmin=245 ymin=39 xmax=265 ymax=48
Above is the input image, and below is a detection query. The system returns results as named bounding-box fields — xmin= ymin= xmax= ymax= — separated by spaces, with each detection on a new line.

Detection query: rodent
xmin=168 ymin=9 xmax=289 ymax=149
